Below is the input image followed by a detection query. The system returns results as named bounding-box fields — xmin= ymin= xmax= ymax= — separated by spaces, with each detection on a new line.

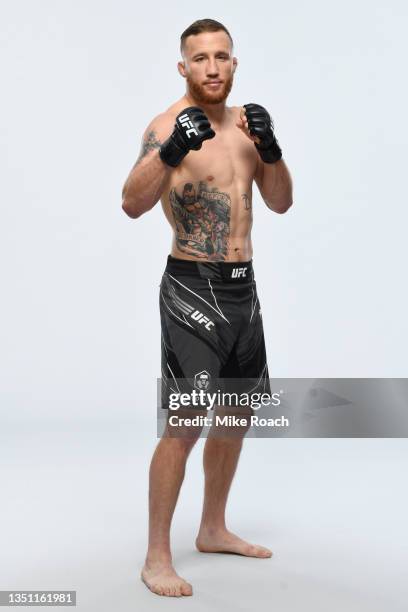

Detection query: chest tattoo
xmin=169 ymin=180 xmax=231 ymax=261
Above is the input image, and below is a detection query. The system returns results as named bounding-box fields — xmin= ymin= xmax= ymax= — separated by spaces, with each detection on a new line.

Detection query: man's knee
xmin=164 ymin=408 xmax=205 ymax=444
xmin=208 ymin=406 xmax=253 ymax=439
xmin=161 ymin=432 xmax=200 ymax=456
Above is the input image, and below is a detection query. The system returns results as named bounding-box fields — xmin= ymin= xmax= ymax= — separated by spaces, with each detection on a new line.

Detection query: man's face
xmin=182 ymin=184 xmax=196 ymax=204
xmin=179 ymin=31 xmax=237 ymax=104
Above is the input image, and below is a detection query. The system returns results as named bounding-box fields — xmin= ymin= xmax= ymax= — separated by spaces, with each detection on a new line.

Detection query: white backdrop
xmin=1 ymin=1 xmax=407 ymax=610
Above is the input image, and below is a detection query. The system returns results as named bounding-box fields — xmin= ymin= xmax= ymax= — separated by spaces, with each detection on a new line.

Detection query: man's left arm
xmin=238 ymin=104 xmax=293 ymax=214
xmin=254 ymin=155 xmax=293 ymax=214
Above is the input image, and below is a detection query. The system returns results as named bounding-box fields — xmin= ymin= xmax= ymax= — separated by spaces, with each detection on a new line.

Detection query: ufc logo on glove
xmin=178 ymin=113 xmax=199 ymax=138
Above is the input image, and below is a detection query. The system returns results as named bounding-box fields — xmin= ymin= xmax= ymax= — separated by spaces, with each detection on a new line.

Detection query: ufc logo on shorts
xmin=231 ymin=267 xmax=247 ymax=278
xmin=191 ymin=310 xmax=214 ymax=331
xmin=178 ymin=113 xmax=198 ymax=138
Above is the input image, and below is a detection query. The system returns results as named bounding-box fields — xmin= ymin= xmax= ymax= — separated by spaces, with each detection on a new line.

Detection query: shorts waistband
xmin=165 ymin=254 xmax=254 ymax=283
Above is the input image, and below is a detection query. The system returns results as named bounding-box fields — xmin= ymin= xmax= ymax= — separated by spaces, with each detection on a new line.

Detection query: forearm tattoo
xmin=169 ymin=180 xmax=231 ymax=261
xmin=135 ymin=130 xmax=162 ymax=165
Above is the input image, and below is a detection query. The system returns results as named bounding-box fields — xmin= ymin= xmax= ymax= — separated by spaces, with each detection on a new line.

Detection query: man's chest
xmin=175 ymin=129 xmax=258 ymax=185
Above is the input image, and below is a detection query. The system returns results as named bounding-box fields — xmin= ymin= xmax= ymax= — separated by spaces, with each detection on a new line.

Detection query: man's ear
xmin=232 ymin=57 xmax=238 ymax=73
xmin=177 ymin=61 xmax=186 ymax=78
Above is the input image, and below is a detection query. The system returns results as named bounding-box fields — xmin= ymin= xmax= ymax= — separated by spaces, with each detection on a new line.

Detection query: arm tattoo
xmin=169 ymin=180 xmax=231 ymax=261
xmin=135 ymin=130 xmax=162 ymax=165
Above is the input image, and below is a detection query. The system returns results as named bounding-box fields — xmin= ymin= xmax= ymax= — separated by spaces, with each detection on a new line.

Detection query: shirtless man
xmin=122 ymin=18 xmax=293 ymax=597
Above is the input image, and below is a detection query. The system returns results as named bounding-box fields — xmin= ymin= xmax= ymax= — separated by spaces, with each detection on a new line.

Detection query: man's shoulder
xmin=163 ymin=98 xmax=186 ymax=114
xmin=143 ymin=99 xmax=187 ymax=139
xmin=229 ymin=105 xmax=243 ymax=118
xmin=143 ymin=111 xmax=173 ymax=140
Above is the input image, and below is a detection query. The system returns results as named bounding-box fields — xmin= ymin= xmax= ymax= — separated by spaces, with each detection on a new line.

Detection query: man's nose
xmin=206 ymin=60 xmax=219 ymax=76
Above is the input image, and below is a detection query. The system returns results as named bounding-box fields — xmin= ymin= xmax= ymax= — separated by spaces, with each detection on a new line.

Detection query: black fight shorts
xmin=160 ymin=255 xmax=271 ymax=410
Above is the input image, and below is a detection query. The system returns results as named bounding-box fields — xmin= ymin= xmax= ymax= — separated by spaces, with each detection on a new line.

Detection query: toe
xmin=181 ymin=582 xmax=193 ymax=596
xmin=152 ymin=584 xmax=163 ymax=596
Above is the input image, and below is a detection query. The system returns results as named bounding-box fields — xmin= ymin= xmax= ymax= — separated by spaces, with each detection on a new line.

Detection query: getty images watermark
xmin=168 ymin=388 xmax=281 ymax=411
xmin=166 ymin=388 xmax=289 ymax=429
xmin=157 ymin=374 xmax=291 ymax=437
xmin=157 ymin=378 xmax=408 ymax=438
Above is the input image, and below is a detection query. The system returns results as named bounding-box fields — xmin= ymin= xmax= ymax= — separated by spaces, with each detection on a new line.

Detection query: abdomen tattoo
xmin=169 ymin=180 xmax=231 ymax=260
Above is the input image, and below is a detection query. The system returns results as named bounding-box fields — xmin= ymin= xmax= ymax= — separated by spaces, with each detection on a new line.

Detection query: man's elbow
xmin=122 ymin=197 xmax=152 ymax=219
xmin=122 ymin=198 xmax=141 ymax=219
xmin=276 ymin=198 xmax=293 ymax=214
xmin=267 ymin=197 xmax=293 ymax=214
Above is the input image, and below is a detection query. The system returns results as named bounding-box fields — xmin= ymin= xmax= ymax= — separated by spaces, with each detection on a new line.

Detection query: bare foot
xmin=196 ymin=528 xmax=272 ymax=558
xmin=141 ymin=561 xmax=193 ymax=597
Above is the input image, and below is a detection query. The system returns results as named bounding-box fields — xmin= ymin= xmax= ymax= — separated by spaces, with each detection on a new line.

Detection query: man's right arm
xmin=121 ymin=113 xmax=173 ymax=219
xmin=122 ymin=107 xmax=216 ymax=219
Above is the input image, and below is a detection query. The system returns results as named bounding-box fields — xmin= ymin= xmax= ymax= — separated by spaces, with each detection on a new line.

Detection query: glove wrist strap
xmin=255 ymin=138 xmax=283 ymax=164
xmin=159 ymin=135 xmax=188 ymax=167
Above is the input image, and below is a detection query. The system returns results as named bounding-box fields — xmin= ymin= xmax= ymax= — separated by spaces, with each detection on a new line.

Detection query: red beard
xmin=186 ymin=73 xmax=234 ymax=104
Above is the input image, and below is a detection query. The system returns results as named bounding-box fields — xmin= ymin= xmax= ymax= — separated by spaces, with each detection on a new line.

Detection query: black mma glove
xmin=159 ymin=107 xmax=215 ymax=167
xmin=243 ymin=103 xmax=282 ymax=164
